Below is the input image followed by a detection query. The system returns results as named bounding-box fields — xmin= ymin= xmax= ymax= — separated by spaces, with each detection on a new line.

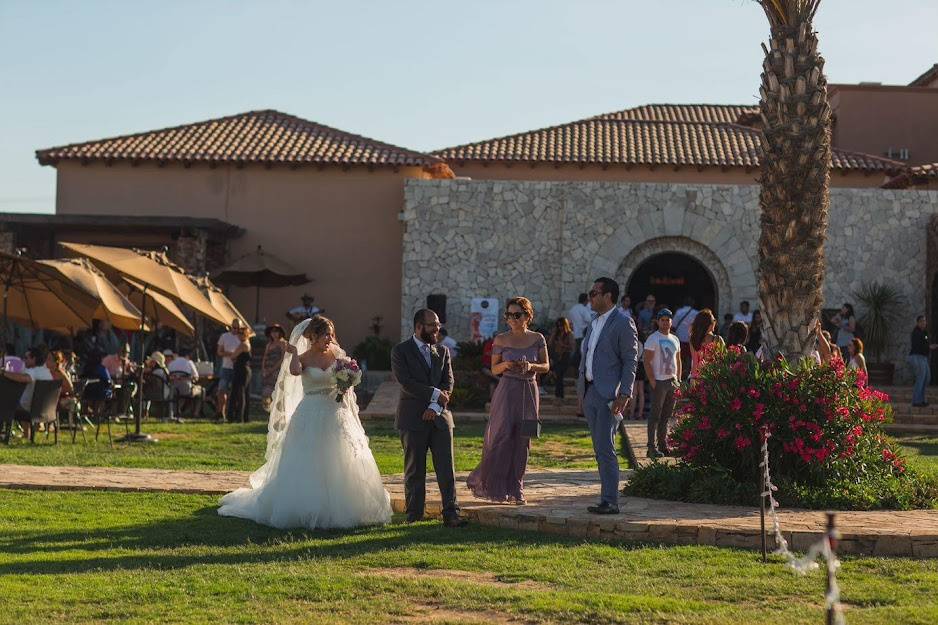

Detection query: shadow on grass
xmin=0 ymin=505 xmax=615 ymax=576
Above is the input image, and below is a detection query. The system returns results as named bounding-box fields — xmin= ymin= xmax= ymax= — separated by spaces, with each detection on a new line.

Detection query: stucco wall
xmin=55 ymin=161 xmax=428 ymax=349
xmin=402 ymin=179 xmax=938 ymax=377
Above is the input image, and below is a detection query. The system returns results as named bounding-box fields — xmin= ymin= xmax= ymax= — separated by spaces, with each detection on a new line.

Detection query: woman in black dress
xmin=227 ymin=326 xmax=253 ymax=423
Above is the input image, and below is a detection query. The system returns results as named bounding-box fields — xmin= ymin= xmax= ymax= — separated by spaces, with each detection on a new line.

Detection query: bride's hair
xmin=303 ymin=315 xmax=335 ymax=341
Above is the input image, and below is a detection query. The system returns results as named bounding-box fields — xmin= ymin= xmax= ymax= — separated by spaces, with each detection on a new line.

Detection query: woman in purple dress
xmin=467 ymin=297 xmax=550 ymax=504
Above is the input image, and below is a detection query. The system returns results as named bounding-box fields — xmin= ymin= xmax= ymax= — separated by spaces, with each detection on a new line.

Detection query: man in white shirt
xmin=1 ymin=347 xmax=53 ymax=440
xmin=672 ymin=297 xmax=698 ymax=380
xmin=217 ymin=318 xmax=245 ymax=418
xmin=287 ymin=294 xmax=323 ymax=324
xmin=438 ymin=328 xmax=459 ymax=358
xmin=169 ymin=348 xmax=202 ymax=401
xmin=733 ymin=300 xmax=753 ymax=325
xmin=567 ymin=293 xmax=593 ymax=374
xmin=643 ymin=310 xmax=681 ymax=458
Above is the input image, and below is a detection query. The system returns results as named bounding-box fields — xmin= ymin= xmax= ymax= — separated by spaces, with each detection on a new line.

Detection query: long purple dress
xmin=466 ymin=335 xmax=544 ymax=503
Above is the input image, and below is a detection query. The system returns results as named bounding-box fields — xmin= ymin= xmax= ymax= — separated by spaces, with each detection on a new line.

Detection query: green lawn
xmin=0 ymin=421 xmax=598 ymax=474
xmin=0 ymin=489 xmax=936 ymax=625
xmin=896 ymin=435 xmax=938 ymax=477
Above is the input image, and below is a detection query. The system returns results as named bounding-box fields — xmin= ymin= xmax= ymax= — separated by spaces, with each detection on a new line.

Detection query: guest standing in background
xmin=261 ymin=324 xmax=288 ymax=412
xmin=848 ymin=338 xmax=868 ymax=377
xmin=227 ymin=325 xmax=253 ymax=423
xmin=733 ymin=301 xmax=753 ymax=325
xmin=567 ymin=293 xmax=592 ymax=417
xmin=286 ymin=294 xmax=323 ymax=324
xmin=832 ymin=303 xmax=857 ymax=362
xmin=618 ymin=295 xmax=633 ymax=318
xmin=216 ymin=319 xmax=245 ymax=421
xmin=908 ymin=315 xmax=938 ymax=407
xmin=547 ymin=317 xmax=574 ymax=400
xmin=467 ymin=297 xmax=549 ymax=505
xmin=688 ymin=309 xmax=723 ymax=386
xmin=644 ymin=309 xmax=681 ymax=458
xmin=439 ymin=328 xmax=459 ymax=358
xmin=718 ymin=313 xmax=734 ymax=339
xmin=746 ymin=309 xmax=764 ymax=355
xmin=637 ymin=294 xmax=657 ymax=338
xmin=725 ymin=321 xmax=749 ymax=350
xmin=672 ymin=296 xmax=698 ymax=381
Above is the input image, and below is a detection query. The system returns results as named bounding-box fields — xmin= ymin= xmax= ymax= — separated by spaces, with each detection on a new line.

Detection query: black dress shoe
xmin=587 ymin=502 xmax=620 ymax=515
xmin=442 ymin=515 xmax=468 ymax=528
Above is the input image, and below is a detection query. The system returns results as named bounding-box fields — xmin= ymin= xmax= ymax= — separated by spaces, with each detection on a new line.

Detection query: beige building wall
xmin=830 ymin=84 xmax=938 ymax=167
xmin=449 ymin=162 xmax=891 ymax=188
xmin=55 ymin=161 xmax=428 ymax=349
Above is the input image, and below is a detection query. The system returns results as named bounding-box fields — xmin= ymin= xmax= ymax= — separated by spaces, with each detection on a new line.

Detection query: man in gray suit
xmin=577 ymin=277 xmax=640 ymax=514
xmin=391 ymin=309 xmax=466 ymax=527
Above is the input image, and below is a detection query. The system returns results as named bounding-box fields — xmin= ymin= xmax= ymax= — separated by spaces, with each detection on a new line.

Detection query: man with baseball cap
xmin=642 ymin=308 xmax=681 ymax=458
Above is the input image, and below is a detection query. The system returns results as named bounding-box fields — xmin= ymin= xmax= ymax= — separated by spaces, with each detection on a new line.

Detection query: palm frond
xmin=756 ymin=0 xmax=822 ymax=28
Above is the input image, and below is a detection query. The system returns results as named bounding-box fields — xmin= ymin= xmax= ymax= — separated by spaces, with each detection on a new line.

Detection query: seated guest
xmin=1 ymin=346 xmax=53 ymax=439
xmin=168 ymin=348 xmax=202 ymax=399
xmin=102 ymin=344 xmax=134 ymax=380
xmin=81 ymin=351 xmax=114 ymax=404
xmin=2 ymin=343 xmax=24 ymax=373
xmin=47 ymin=350 xmax=77 ymax=421
xmin=145 ymin=351 xmax=174 ymax=421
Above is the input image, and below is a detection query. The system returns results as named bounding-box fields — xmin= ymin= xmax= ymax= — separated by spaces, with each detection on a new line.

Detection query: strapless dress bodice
xmin=302 ymin=365 xmax=337 ymax=395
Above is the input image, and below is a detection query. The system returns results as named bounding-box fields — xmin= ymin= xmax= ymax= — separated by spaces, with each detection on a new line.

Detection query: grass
xmin=1 ymin=489 xmax=936 ymax=625
xmin=896 ymin=435 xmax=938 ymax=477
xmin=0 ymin=421 xmax=598 ymax=474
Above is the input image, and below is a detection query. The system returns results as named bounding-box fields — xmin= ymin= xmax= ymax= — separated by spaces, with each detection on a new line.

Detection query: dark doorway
xmin=626 ymin=252 xmax=717 ymax=313
xmin=931 ymin=276 xmax=938 ymax=385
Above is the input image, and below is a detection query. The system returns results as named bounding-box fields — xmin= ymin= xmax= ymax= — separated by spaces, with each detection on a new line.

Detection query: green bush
xmin=352 ymin=336 xmax=393 ymax=371
xmin=623 ymin=343 xmax=938 ymax=511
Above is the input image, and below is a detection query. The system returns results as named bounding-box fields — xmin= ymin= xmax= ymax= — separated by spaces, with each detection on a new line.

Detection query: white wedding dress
xmin=218 ymin=322 xmax=391 ymax=530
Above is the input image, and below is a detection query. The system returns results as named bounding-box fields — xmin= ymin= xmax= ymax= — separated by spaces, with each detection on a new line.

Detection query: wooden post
xmin=760 ymin=430 xmax=768 ymax=562
xmin=826 ymin=512 xmax=838 ymax=625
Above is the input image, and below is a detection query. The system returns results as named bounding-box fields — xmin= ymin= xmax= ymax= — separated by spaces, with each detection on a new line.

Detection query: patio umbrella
xmin=0 ymin=251 xmax=99 ymax=334
xmin=59 ymin=242 xmax=230 ymax=327
xmin=121 ymin=278 xmax=195 ymax=336
xmin=38 ymin=258 xmax=146 ymax=332
xmin=194 ymin=275 xmax=249 ymax=329
xmin=213 ymin=245 xmax=310 ymax=322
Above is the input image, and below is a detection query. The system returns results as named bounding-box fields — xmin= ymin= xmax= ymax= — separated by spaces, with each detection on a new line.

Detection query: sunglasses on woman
xmin=504 ymin=312 xmax=527 ymax=320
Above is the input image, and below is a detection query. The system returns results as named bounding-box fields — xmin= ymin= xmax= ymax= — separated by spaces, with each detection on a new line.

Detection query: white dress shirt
xmin=413 ymin=335 xmax=443 ymax=415
xmin=584 ymin=307 xmax=615 ymax=382
xmin=568 ymin=303 xmax=593 ymax=340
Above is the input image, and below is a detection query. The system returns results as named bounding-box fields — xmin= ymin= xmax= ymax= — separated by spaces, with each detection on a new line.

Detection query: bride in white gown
xmin=218 ymin=316 xmax=392 ymax=529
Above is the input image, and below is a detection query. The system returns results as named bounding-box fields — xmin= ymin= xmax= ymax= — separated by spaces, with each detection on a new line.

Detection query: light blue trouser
xmin=908 ymin=355 xmax=931 ymax=405
xmin=584 ymin=385 xmax=621 ymax=506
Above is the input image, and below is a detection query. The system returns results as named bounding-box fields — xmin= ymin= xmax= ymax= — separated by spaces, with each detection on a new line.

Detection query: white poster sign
xmin=469 ymin=298 xmax=499 ymax=342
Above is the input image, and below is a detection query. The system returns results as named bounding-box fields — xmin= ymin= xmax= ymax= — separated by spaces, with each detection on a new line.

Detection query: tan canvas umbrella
xmin=0 ymin=251 xmax=100 ymax=332
xmin=59 ymin=242 xmax=230 ymax=326
xmin=38 ymin=258 xmax=146 ymax=332
xmin=121 ymin=278 xmax=195 ymax=336
xmin=213 ymin=245 xmax=310 ymax=322
xmin=194 ymin=275 xmax=249 ymax=329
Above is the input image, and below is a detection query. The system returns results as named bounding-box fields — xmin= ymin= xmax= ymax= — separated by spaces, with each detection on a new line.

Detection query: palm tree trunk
xmin=756 ymin=0 xmax=832 ymax=358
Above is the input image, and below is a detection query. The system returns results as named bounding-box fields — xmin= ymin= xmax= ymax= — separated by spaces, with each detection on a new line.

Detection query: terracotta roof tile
xmin=883 ymin=163 xmax=938 ymax=188
xmin=435 ymin=118 xmax=903 ymax=173
xmin=592 ymin=103 xmax=758 ymax=124
xmin=909 ymin=64 xmax=938 ymax=88
xmin=36 ymin=110 xmax=439 ymax=168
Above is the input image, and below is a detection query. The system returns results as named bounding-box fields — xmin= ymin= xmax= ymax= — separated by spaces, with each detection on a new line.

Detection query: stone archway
xmin=615 ymin=237 xmax=733 ymax=315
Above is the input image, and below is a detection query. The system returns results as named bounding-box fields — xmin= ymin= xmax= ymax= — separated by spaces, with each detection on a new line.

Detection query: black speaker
xmin=426 ymin=294 xmax=447 ymax=324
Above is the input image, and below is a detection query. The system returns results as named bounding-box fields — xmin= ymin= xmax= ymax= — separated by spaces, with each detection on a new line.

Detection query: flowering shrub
xmin=623 ymin=342 xmax=938 ymax=510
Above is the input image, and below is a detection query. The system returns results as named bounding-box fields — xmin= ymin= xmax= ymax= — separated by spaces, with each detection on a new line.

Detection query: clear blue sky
xmin=1 ymin=0 xmax=935 ymax=214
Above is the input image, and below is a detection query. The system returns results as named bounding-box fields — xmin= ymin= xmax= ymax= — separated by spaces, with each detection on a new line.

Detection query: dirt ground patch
xmin=392 ymin=604 xmax=538 ymax=625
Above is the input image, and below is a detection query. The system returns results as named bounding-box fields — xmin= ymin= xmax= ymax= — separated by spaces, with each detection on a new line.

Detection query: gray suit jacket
xmin=391 ymin=337 xmax=455 ymax=431
xmin=577 ymin=308 xmax=640 ymax=401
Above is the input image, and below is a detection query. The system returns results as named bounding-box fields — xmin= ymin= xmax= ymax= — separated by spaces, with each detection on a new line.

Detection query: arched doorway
xmin=626 ymin=252 xmax=717 ymax=313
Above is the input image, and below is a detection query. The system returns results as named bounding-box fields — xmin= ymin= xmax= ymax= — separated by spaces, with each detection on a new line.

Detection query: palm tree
xmin=755 ymin=0 xmax=832 ymax=358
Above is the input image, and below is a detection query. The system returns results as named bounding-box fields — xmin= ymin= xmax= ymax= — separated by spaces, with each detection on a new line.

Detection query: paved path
xmin=3 ymin=461 xmax=936 ymax=558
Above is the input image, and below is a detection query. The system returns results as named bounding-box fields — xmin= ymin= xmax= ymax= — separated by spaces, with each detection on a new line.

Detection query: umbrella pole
xmin=255 ymin=285 xmax=260 ymax=324
xmin=119 ymin=286 xmax=157 ymax=443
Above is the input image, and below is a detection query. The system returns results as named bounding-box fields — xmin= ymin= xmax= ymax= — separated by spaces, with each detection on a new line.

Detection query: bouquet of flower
xmin=334 ymin=357 xmax=362 ymax=402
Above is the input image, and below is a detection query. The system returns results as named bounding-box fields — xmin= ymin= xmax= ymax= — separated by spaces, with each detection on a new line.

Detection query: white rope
xmin=760 ymin=432 xmax=845 ymax=624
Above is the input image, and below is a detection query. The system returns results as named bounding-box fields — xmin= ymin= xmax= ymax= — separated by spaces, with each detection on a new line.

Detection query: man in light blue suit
xmin=577 ymin=277 xmax=640 ymax=514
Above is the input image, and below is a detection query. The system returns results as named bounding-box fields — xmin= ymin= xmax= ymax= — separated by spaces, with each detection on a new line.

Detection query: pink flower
xmin=729 ymin=398 xmax=743 ymax=412
xmin=716 ymin=427 xmax=731 ymax=440
xmin=747 ymin=388 xmax=761 ymax=399
xmin=752 ymin=403 xmax=766 ymax=422
xmin=734 ymin=435 xmax=752 ymax=451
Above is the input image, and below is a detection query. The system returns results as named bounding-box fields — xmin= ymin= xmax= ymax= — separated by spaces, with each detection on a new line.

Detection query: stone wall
xmin=402 ymin=179 xmax=938 ymax=378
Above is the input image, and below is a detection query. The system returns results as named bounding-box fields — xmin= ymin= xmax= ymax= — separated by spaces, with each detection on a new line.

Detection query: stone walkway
xmin=3 ymin=461 xmax=936 ymax=558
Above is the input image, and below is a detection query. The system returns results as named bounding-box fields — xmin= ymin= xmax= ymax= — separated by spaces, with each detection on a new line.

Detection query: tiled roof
xmin=434 ymin=118 xmax=904 ymax=173
xmin=883 ymin=163 xmax=938 ymax=189
xmin=909 ymin=64 xmax=938 ymax=88
xmin=36 ymin=110 xmax=440 ymax=168
xmin=592 ymin=103 xmax=757 ymax=124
